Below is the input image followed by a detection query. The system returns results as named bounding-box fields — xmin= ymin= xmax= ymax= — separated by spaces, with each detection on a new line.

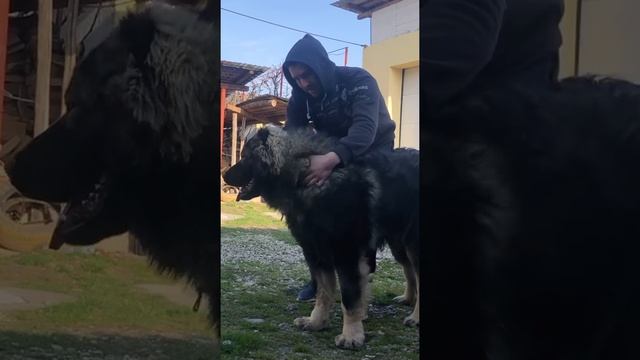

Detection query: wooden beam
xmin=225 ymin=103 xmax=263 ymax=123
xmin=34 ymin=0 xmax=53 ymax=136
xmin=0 ymin=0 xmax=10 ymax=143
xmin=239 ymin=116 xmax=246 ymax=160
xmin=231 ymin=112 xmax=238 ymax=165
xmin=220 ymin=82 xmax=249 ymax=91
xmin=61 ymin=0 xmax=79 ymax=114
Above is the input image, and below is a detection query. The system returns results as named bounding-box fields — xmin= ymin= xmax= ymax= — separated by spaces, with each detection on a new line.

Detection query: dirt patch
xmin=221 ymin=213 xmax=243 ymax=222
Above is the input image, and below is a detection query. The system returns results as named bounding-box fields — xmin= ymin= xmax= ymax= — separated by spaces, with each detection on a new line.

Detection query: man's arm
xmin=423 ymin=0 xmax=506 ymax=110
xmin=332 ymin=74 xmax=383 ymax=165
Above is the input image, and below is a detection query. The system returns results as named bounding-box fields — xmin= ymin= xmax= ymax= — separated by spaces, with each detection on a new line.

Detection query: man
xmin=282 ymin=34 xmax=397 ymax=301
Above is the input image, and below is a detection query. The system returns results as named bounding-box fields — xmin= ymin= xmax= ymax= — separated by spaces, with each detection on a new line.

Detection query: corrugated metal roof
xmin=331 ymin=0 xmax=400 ymax=19
xmin=221 ymin=60 xmax=269 ymax=91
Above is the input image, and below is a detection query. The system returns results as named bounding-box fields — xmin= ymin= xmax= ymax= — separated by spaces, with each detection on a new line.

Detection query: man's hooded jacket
xmin=283 ymin=34 xmax=396 ymax=165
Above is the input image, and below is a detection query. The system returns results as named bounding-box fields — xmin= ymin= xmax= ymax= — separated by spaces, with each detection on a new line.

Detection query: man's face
xmin=288 ymin=63 xmax=322 ymax=98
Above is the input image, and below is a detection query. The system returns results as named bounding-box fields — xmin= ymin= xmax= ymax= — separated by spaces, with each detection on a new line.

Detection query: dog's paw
xmin=294 ymin=316 xmax=327 ymax=331
xmin=335 ymin=332 xmax=365 ymax=349
xmin=392 ymin=294 xmax=415 ymax=306
xmin=403 ymin=314 xmax=419 ymax=327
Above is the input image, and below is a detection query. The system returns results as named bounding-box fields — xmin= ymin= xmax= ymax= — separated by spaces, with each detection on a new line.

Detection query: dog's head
xmin=223 ymin=125 xmax=295 ymax=201
xmin=5 ymin=4 xmax=218 ymax=249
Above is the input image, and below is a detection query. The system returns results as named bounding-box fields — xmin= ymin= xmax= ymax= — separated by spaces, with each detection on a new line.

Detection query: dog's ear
xmin=117 ymin=6 xmax=218 ymax=161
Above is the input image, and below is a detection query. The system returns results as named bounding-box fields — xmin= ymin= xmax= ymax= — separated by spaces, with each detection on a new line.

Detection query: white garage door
xmin=400 ymin=66 xmax=419 ymax=149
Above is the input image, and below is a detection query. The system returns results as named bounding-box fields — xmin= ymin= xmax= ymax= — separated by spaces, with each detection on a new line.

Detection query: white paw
xmin=293 ymin=316 xmax=327 ymax=331
xmin=335 ymin=332 xmax=365 ymax=349
xmin=393 ymin=294 xmax=415 ymax=306
xmin=403 ymin=313 xmax=419 ymax=327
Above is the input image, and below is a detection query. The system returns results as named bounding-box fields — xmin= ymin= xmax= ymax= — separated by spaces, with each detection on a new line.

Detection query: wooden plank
xmin=231 ymin=112 xmax=238 ymax=165
xmin=34 ymin=0 xmax=53 ymax=136
xmin=61 ymin=0 xmax=79 ymax=114
xmin=0 ymin=0 xmax=10 ymax=143
xmin=225 ymin=103 xmax=261 ymax=122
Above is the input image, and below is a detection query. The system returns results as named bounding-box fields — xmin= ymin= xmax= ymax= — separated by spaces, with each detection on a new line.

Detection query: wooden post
xmin=231 ymin=112 xmax=238 ymax=165
xmin=61 ymin=0 xmax=79 ymax=114
xmin=220 ymin=87 xmax=226 ymax=167
xmin=344 ymin=46 xmax=348 ymax=66
xmin=34 ymin=0 xmax=53 ymax=136
xmin=239 ymin=116 xmax=246 ymax=160
xmin=0 ymin=0 xmax=10 ymax=143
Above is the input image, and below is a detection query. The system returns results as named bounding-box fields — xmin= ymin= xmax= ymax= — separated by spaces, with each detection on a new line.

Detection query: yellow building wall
xmin=362 ymin=2 xmax=576 ymax=144
xmin=559 ymin=0 xmax=578 ymax=79
xmin=363 ymin=31 xmax=419 ymax=147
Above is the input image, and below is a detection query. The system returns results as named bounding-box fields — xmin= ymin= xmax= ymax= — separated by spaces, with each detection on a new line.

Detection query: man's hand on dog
xmin=305 ymin=152 xmax=341 ymax=186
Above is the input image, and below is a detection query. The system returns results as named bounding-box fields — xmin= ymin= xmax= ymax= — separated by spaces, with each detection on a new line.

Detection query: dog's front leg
xmin=404 ymin=249 xmax=420 ymax=327
xmin=394 ymin=260 xmax=418 ymax=306
xmin=294 ymin=269 xmax=336 ymax=331
xmin=405 ymin=268 xmax=419 ymax=326
xmin=335 ymin=256 xmax=370 ymax=349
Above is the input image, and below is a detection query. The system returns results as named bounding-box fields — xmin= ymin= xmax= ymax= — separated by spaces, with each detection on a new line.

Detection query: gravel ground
xmin=221 ymin=231 xmax=304 ymax=266
xmin=220 ymin=221 xmax=395 ymax=265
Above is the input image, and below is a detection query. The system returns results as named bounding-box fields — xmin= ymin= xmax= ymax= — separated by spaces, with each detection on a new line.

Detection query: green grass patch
xmin=0 ymin=250 xmax=211 ymax=336
xmin=222 ymin=201 xmax=287 ymax=229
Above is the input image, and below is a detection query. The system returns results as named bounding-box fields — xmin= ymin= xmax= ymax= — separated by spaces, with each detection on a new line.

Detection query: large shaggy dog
xmin=223 ymin=126 xmax=419 ymax=349
xmin=424 ymin=77 xmax=640 ymax=360
xmin=5 ymin=3 xmax=219 ymax=342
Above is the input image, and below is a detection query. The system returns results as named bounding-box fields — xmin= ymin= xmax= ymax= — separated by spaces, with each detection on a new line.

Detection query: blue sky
xmin=221 ymin=1 xmax=371 ymax=68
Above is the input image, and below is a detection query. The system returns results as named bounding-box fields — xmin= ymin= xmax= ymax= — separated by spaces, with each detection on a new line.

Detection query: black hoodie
xmin=283 ymin=34 xmax=396 ymax=165
xmin=422 ymin=0 xmax=564 ymax=113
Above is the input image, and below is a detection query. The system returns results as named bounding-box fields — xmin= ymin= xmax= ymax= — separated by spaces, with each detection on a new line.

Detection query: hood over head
xmin=283 ymin=34 xmax=336 ymax=97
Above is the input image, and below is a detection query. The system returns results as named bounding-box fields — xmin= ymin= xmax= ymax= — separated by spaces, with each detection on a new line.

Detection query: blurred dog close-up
xmin=4 ymin=2 xmax=220 ymax=343
xmin=223 ymin=126 xmax=419 ymax=349
xmin=424 ymin=76 xmax=640 ymax=360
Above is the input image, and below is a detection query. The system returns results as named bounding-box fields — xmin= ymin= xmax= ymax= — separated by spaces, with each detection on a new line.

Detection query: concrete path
xmin=0 ymin=287 xmax=74 ymax=311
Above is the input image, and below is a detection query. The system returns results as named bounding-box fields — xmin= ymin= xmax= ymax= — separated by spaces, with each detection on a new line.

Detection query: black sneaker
xmin=296 ymin=281 xmax=317 ymax=302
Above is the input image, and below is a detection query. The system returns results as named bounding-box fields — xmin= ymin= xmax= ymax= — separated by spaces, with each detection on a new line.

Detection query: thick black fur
xmin=424 ymin=76 xmax=640 ymax=360
xmin=223 ymin=126 xmax=419 ymax=347
xmin=5 ymin=4 xmax=220 ymax=340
